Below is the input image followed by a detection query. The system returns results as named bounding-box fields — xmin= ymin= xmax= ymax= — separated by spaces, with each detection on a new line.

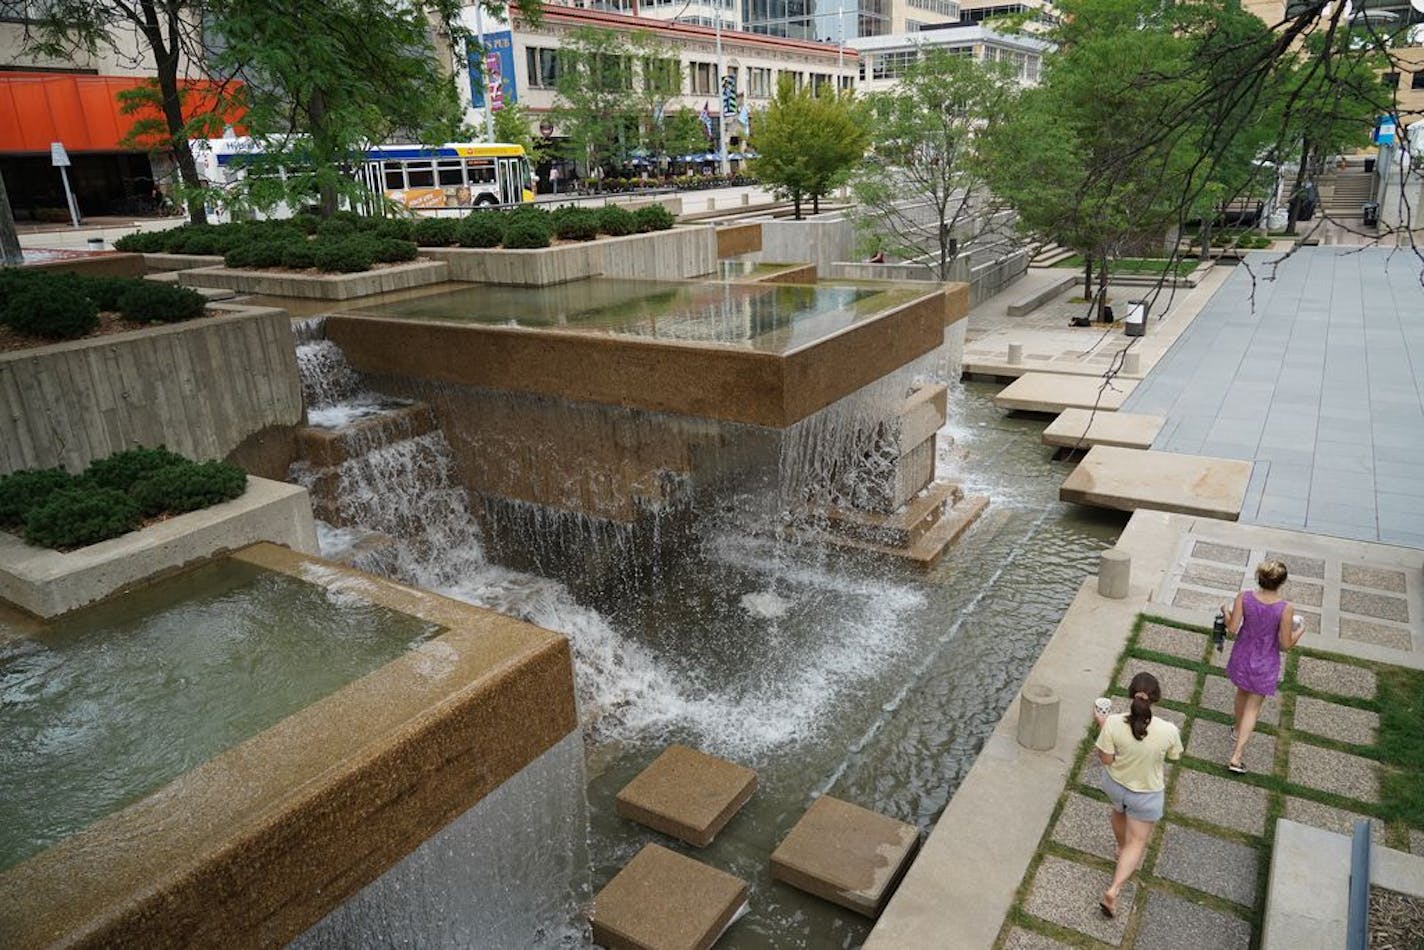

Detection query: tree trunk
xmin=793 ymin=192 xmax=802 ymax=220
xmin=141 ymin=8 xmax=207 ymax=226
xmin=1097 ymin=257 xmax=1109 ymax=321
xmin=0 ymin=170 xmax=22 ymax=266
xmin=1082 ymin=254 xmax=1093 ymax=297
xmin=812 ymin=192 xmax=820 ymax=215
xmin=1285 ymin=138 xmax=1311 ymax=236
xmin=1198 ymin=218 xmax=1211 ymax=262
xmin=308 ymin=90 xmax=340 ymax=218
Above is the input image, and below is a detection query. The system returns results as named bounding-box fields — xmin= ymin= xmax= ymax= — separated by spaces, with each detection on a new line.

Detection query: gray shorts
xmin=1101 ymin=771 xmax=1165 ymax=822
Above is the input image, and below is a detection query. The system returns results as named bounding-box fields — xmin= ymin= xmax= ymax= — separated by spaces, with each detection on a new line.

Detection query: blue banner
xmin=469 ymin=31 xmax=517 ymax=110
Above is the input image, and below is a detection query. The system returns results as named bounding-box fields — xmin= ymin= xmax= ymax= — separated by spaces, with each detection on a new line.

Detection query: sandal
xmin=1227 ymin=760 xmax=1247 ymax=774
xmin=1099 ymin=897 xmax=1116 ymax=919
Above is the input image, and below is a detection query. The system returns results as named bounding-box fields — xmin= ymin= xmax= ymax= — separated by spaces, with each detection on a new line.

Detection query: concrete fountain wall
xmin=0 ymin=543 xmax=579 ymax=948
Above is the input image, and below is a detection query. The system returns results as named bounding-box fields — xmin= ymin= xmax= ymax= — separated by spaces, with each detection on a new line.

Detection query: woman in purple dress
xmin=1222 ymin=560 xmax=1305 ymax=773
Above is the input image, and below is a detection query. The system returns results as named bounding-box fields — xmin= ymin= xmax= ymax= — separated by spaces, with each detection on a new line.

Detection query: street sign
xmin=50 ymin=142 xmax=71 ymax=167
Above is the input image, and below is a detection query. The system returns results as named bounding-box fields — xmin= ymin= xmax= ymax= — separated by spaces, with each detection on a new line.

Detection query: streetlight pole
xmin=473 ymin=6 xmax=496 ymax=142
xmin=715 ymin=12 xmax=729 ymax=175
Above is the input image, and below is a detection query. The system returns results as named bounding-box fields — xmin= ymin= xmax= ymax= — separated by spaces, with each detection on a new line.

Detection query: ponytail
xmin=1126 ymin=671 xmax=1161 ymax=741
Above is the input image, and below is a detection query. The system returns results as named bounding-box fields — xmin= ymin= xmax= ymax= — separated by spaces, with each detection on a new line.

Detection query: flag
xmin=653 ymin=102 xmax=665 ymax=127
xmin=738 ymin=103 xmax=751 ymax=137
xmin=721 ymin=75 xmax=737 ymax=117
xmin=699 ymin=101 xmax=714 ymax=140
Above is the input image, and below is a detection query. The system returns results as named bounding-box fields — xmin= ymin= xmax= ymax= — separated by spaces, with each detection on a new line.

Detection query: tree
xmin=493 ymin=103 xmax=549 ymax=166
xmin=209 ymin=0 xmax=473 ymax=217
xmin=851 ymin=50 xmax=1020 ymax=280
xmin=16 ymin=0 xmax=233 ymax=225
xmin=551 ymin=26 xmax=673 ymax=179
xmin=0 ymin=172 xmax=22 ymax=266
xmin=752 ymin=77 xmax=868 ymax=220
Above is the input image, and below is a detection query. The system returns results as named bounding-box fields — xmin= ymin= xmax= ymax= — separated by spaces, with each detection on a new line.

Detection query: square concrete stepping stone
xmin=1339 ymin=617 xmax=1414 ymax=651
xmin=1172 ymin=586 xmax=1230 ymax=611
xmin=616 ymin=745 xmax=757 ymax=847
xmin=1171 ymin=768 xmax=1270 ymax=835
xmin=1042 ymin=409 xmax=1165 ymax=450
xmin=1181 ymin=561 xmax=1247 ymax=592
xmin=1268 ymin=551 xmax=1323 ymax=579
xmin=1341 ymin=564 xmax=1408 ymax=593
xmin=1117 ymin=660 xmax=1196 ymax=704
xmin=1051 ymin=793 xmax=1118 ymax=861
xmin=1156 ymin=824 xmax=1259 ymax=905
xmin=1186 ymin=719 xmax=1276 ymax=773
xmin=994 ymin=372 xmax=1137 ymax=413
xmin=1139 ymin=622 xmax=1209 ymax=661
xmin=591 ymin=844 xmax=748 ymax=950
xmin=1136 ymin=891 xmax=1252 ymax=950
xmin=1022 ymin=855 xmax=1135 ymax=946
xmin=1292 ymin=696 xmax=1379 ymax=746
xmin=1282 ymin=579 xmax=1323 ymax=608
xmin=1287 ymin=742 xmax=1380 ymax=803
xmin=1059 ymin=447 xmax=1252 ymax=520
xmin=1295 ymin=657 xmax=1377 ymax=700
xmin=1200 ymin=674 xmax=1278 ymax=725
xmin=769 ymin=795 xmax=920 ymax=919
xmin=1340 ymin=588 xmax=1410 ymax=623
xmin=1194 ymin=541 xmax=1251 ymax=566
xmin=1003 ymin=926 xmax=1076 ymax=950
xmin=1283 ymin=797 xmax=1385 ymax=844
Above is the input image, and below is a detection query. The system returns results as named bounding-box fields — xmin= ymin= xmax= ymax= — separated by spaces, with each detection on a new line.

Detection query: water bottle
xmin=1212 ymin=609 xmax=1227 ymax=652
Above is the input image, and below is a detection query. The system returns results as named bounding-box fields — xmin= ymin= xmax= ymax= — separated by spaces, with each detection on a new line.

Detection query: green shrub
xmin=77 ymin=275 xmax=140 ymax=312
xmin=313 ymin=237 xmax=376 ymax=273
xmin=411 ymin=217 xmax=460 ymax=247
xmin=165 ymin=227 xmax=232 ymax=256
xmin=291 ymin=213 xmax=323 ymax=234
xmin=597 ymin=206 xmax=637 ymax=237
xmin=113 ymin=230 xmax=170 ymax=253
xmin=633 ymin=205 xmax=675 ymax=233
xmin=370 ymin=217 xmax=414 ymax=241
xmin=131 ymin=460 xmax=246 ymax=516
xmin=282 ymin=241 xmax=319 ymax=269
xmin=2 ymin=285 xmax=99 ymax=339
xmin=457 ymin=213 xmax=504 ymax=248
xmin=24 ymin=487 xmax=141 ymax=549
xmin=501 ymin=215 xmax=551 ymax=249
xmin=0 ymin=468 xmax=75 ymax=529
xmin=117 ymin=282 xmax=207 ymax=323
xmin=371 ymin=238 xmax=418 ymax=263
xmin=317 ymin=218 xmax=358 ymax=238
xmin=224 ymin=237 xmax=294 ymax=269
xmin=84 ymin=446 xmax=189 ymax=492
xmin=552 ymin=208 xmax=600 ymax=241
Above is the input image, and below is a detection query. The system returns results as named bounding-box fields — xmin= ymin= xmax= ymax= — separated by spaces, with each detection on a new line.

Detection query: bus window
xmin=437 ymin=161 xmax=465 ymax=186
xmin=383 ymin=165 xmax=405 ymax=190
xmin=406 ymin=162 xmax=435 ymax=188
xmin=466 ymin=159 xmax=495 ymax=184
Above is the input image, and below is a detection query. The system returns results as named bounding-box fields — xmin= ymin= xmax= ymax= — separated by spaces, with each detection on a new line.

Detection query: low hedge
xmin=2 ymin=285 xmax=99 ymax=340
xmin=0 ymin=271 xmax=208 ymax=337
xmin=633 ymin=205 xmax=676 ymax=233
xmin=501 ymin=215 xmax=552 ymax=249
xmin=457 ymin=213 xmax=504 ymax=248
xmin=0 ymin=447 xmax=249 ymax=549
xmin=117 ymin=283 xmax=207 ymax=324
xmin=411 ymin=217 xmax=460 ymax=248
xmin=552 ymin=208 xmax=600 ymax=241
xmin=597 ymin=206 xmax=637 ymax=237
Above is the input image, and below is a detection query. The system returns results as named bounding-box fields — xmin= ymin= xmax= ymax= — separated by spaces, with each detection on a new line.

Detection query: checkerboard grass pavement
xmin=997 ymin=615 xmax=1424 ymax=949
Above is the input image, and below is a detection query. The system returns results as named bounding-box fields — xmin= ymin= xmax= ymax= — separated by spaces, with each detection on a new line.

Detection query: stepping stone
xmin=1339 ymin=617 xmax=1413 ymax=651
xmin=616 ymin=745 xmax=757 ymax=847
xmin=1136 ymin=891 xmax=1252 ymax=950
xmin=1042 ymin=409 xmax=1165 ymax=450
xmin=1283 ymin=797 xmax=1386 ymax=844
xmin=1171 ymin=768 xmax=1270 ymax=835
xmin=1116 ymin=660 xmax=1196 ymax=704
xmin=1282 ymin=579 xmax=1323 ymax=607
xmin=1138 ymin=622 xmax=1209 ymax=661
xmin=1340 ymin=588 xmax=1409 ymax=623
xmin=1181 ymin=561 xmax=1247 ymax=592
xmin=1295 ymin=657 xmax=1377 ymax=700
xmin=1022 ymin=855 xmax=1134 ymax=946
xmin=1003 ymin=927 xmax=1077 ymax=949
xmin=1195 ymin=541 xmax=1251 ymax=566
xmin=993 ymin=372 xmax=1138 ymax=414
xmin=1059 ymin=447 xmax=1252 ymax=520
xmin=1287 ymin=742 xmax=1380 ymax=803
xmin=1267 ymin=550 xmax=1323 ymax=578
xmin=769 ymin=795 xmax=919 ymax=919
xmin=591 ymin=844 xmax=748 ymax=950
xmin=1155 ymin=824 xmax=1259 ymax=905
xmin=1341 ymin=564 xmax=1408 ymax=593
xmin=1186 ymin=719 xmax=1275 ymax=773
xmin=1292 ymin=696 xmax=1379 ymax=746
xmin=1172 ymin=586 xmax=1229 ymax=611
xmin=1200 ymin=674 xmax=1279 ymax=725
xmin=1050 ymin=793 xmax=1117 ymax=861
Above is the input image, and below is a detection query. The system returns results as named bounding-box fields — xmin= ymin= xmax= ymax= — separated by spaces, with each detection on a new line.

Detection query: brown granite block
xmin=769 ymin=795 xmax=920 ymax=919
xmin=616 ymin=745 xmax=757 ymax=847
xmin=591 ymin=844 xmax=748 ymax=950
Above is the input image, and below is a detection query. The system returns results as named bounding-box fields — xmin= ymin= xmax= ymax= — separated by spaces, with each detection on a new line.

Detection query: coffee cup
xmin=1094 ymin=697 xmax=1113 ymax=718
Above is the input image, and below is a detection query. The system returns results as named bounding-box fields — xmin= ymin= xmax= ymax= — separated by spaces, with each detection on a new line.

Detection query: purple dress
xmin=1227 ymin=591 xmax=1288 ymax=696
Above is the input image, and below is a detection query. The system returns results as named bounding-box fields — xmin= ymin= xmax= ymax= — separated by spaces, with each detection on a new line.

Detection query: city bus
xmin=190 ymin=138 xmax=536 ymax=221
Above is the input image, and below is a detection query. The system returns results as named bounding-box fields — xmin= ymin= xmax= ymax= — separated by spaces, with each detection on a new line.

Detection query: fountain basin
xmin=0 ymin=542 xmax=577 ymax=947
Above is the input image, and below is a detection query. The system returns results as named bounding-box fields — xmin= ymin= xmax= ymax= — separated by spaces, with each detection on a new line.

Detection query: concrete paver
xmin=1022 ymin=856 xmax=1135 ymax=946
xmin=1282 ymin=796 xmax=1387 ymax=844
xmin=1341 ymin=564 xmax=1408 ymax=592
xmin=1338 ymin=617 xmax=1413 ymax=651
xmin=1049 ymin=794 xmax=1118 ymax=861
xmin=1186 ymin=719 xmax=1275 ymax=773
xmin=1116 ymin=660 xmax=1197 ymax=704
xmin=1042 ymin=410 xmax=1165 ymax=450
xmin=1171 ymin=768 xmax=1270 ymax=835
xmin=1002 ymin=927 xmax=1077 ymax=949
xmin=1340 ymin=587 xmax=1410 ymax=623
xmin=1194 ymin=541 xmax=1251 ymax=565
xmin=1286 ymin=743 xmax=1380 ymax=802
xmin=1199 ymin=674 xmax=1280 ymax=726
xmin=1291 ymin=696 xmax=1379 ymax=746
xmin=1135 ymin=891 xmax=1252 ymax=950
xmin=1295 ymin=657 xmax=1378 ymax=700
xmin=995 ymin=373 xmax=1138 ymax=414
xmin=1060 ymin=447 xmax=1252 ymax=520
xmin=1180 ymin=561 xmax=1248 ymax=591
xmin=1155 ymin=824 xmax=1259 ymax=906
xmin=1138 ymin=622 xmax=1208 ymax=661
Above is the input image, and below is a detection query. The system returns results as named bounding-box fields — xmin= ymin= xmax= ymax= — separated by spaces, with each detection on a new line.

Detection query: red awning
xmin=0 ymin=72 xmax=244 ymax=154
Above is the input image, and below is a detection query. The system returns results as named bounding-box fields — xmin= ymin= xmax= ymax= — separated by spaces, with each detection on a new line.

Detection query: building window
xmin=838 ymin=74 xmax=854 ymax=92
xmin=1413 ymin=71 xmax=1424 ymax=90
xmin=1383 ymin=72 xmax=1400 ymax=88
xmin=907 ymin=0 xmax=958 ymax=14
xmin=643 ymin=56 xmax=680 ymax=94
xmin=526 ymin=47 xmax=560 ymax=88
xmin=871 ymin=50 xmax=918 ymax=80
xmin=748 ymin=66 xmax=772 ymax=98
xmin=690 ymin=60 xmax=716 ymax=95
xmin=810 ymin=72 xmax=831 ymax=93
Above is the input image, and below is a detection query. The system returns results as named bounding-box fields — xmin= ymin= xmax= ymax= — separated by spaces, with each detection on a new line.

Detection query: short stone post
xmin=1122 ymin=352 xmax=1141 ymax=375
xmin=707 ymin=198 xmax=716 ymax=211
xmin=1098 ymin=547 xmax=1131 ymax=599
xmin=741 ymin=193 xmax=750 ymax=206
xmin=1017 ymin=683 xmax=1059 ymax=751
xmin=1007 ymin=342 xmax=1023 ymax=365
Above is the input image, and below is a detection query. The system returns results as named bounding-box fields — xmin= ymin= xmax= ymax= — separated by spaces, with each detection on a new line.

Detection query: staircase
xmin=1320 ymin=168 xmax=1376 ymax=217
xmin=1030 ymin=242 xmax=1076 ymax=268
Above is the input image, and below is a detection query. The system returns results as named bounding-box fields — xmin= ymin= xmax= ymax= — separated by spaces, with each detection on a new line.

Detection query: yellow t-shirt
xmin=1095 ymin=712 xmax=1183 ymax=792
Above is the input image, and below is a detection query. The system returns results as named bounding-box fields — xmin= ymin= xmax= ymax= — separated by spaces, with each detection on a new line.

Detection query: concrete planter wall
xmin=0 ymin=307 xmax=302 ymax=477
xmin=179 ymin=260 xmax=451 ymax=300
xmin=0 ymin=476 xmax=317 ymax=617
xmin=142 ymin=253 xmax=226 ymax=273
xmin=422 ymin=227 xmax=718 ymax=286
xmin=748 ymin=216 xmax=856 ymax=273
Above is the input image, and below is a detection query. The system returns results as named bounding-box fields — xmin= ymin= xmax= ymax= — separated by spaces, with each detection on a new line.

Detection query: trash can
xmin=1362 ymin=201 xmax=1379 ymax=227
xmin=86 ymin=237 xmax=105 ymax=251
xmin=1364 ymin=158 xmax=1376 ymax=173
xmin=1124 ymin=300 xmax=1147 ymax=337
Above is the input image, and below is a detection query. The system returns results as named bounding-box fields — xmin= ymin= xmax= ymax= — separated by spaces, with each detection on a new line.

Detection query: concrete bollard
xmin=741 ymin=193 xmax=750 ymax=206
xmin=1098 ymin=547 xmax=1131 ymax=599
xmin=1007 ymin=343 xmax=1023 ymax=365
xmin=1122 ymin=352 xmax=1141 ymax=375
xmin=1017 ymin=683 xmax=1059 ymax=751
xmin=707 ymin=198 xmax=716 ymax=211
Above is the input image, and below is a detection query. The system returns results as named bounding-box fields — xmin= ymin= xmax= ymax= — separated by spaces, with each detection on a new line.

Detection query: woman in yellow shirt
xmin=1093 ymin=671 xmax=1183 ymax=918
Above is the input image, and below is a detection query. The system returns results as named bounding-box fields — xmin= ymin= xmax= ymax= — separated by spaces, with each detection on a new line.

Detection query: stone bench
xmin=1006 ymin=274 xmax=1078 ymax=317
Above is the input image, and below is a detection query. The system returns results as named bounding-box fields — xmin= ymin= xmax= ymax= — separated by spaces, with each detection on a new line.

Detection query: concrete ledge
xmin=1043 ymin=409 xmax=1165 ymax=450
xmin=23 ymin=251 xmax=147 ymax=278
xmin=422 ymin=228 xmax=717 ymax=286
xmin=749 ymin=263 xmax=817 ymax=285
xmin=179 ymin=260 xmax=450 ymax=300
xmin=1060 ymin=446 xmax=1252 ymax=520
xmin=964 ymin=361 xmax=1145 ymax=381
xmin=1006 ymin=274 xmax=1077 ymax=316
xmin=1261 ymin=820 xmax=1352 ymax=950
xmin=994 ymin=372 xmax=1138 ymax=414
xmin=0 ymin=542 xmax=578 ymax=948
xmin=141 ymin=252 xmax=226 ymax=273
xmin=0 ymin=477 xmax=318 ymax=618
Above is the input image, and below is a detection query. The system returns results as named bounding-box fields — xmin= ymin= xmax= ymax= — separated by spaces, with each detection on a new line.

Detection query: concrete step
xmin=295 ymin=402 xmax=438 ymax=469
xmin=1006 ymin=274 xmax=1079 ymax=317
xmin=824 ymin=493 xmax=990 ymax=568
xmin=822 ymin=481 xmax=962 ymax=548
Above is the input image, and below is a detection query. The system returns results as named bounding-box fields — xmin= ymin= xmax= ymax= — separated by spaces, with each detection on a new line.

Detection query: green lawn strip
xmin=1003 ymin=906 xmax=1113 ymax=948
xmin=1124 ymin=647 xmax=1216 ymax=676
xmin=1139 ymin=614 xmax=1212 ymax=635
xmin=1176 ymin=754 xmax=1390 ymax=819
xmin=1043 ymin=839 xmax=1257 ymax=920
xmin=1051 ymin=254 xmax=1201 ymax=276
xmin=1283 ymin=681 xmax=1379 ymax=712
